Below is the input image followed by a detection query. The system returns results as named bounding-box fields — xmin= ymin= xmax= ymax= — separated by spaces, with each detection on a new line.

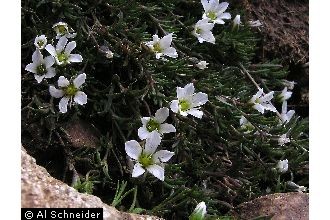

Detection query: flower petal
xmin=44 ymin=56 xmax=55 ymax=69
xmin=65 ymin=41 xmax=76 ymax=54
xmin=74 ymin=91 xmax=87 ymax=105
xmin=138 ymin=127 xmax=150 ymax=140
xmin=68 ymin=54 xmax=83 ymax=63
xmin=25 ymin=63 xmax=37 ymax=74
xmin=186 ymin=108 xmax=204 ymax=118
xmin=132 ymin=163 xmax=145 ymax=178
xmin=125 ymin=140 xmax=142 ymax=160
xmin=183 ymin=83 xmax=195 ymax=96
xmin=192 ymin=92 xmax=208 ymax=107
xmin=253 ymin=103 xmax=265 ymax=114
xmin=34 ymin=74 xmax=45 ymax=83
xmin=159 ymin=123 xmax=176 ymax=134
xmin=144 ymin=131 xmax=161 ymax=155
xmin=49 ymin=86 xmax=64 ymax=98
xmin=153 ymin=150 xmax=174 ymax=163
xmin=73 ymin=73 xmax=86 ymax=88
xmin=146 ymin=164 xmax=165 ymax=181
xmin=58 ymin=76 xmax=70 ymax=87
xmin=56 ymin=36 xmax=68 ymax=52
xmin=170 ymin=100 xmax=179 ymax=113
xmin=32 ymin=49 xmax=43 ymax=63
xmin=218 ymin=12 xmax=231 ymax=20
xmin=141 ymin=117 xmax=150 ymax=126
xmin=155 ymin=107 xmax=169 ymax=123
xmin=45 ymin=44 xmax=57 ymax=57
xmin=177 ymin=87 xmax=185 ymax=99
xmin=159 ymin=33 xmax=173 ymax=49
xmin=59 ymin=97 xmax=70 ymax=113
xmin=200 ymin=31 xmax=215 ymax=44
xmin=261 ymin=91 xmax=274 ymax=102
xmin=281 ymin=101 xmax=288 ymax=114
xmin=163 ymin=47 xmax=178 ymax=58
xmin=45 ymin=67 xmax=56 ymax=78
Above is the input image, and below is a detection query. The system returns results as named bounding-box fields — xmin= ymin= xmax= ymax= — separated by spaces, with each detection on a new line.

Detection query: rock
xmin=230 ymin=192 xmax=309 ymax=220
xmin=21 ymin=147 xmax=163 ymax=220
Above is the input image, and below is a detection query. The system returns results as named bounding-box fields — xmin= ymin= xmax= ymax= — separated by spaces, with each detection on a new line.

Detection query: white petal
xmin=45 ymin=44 xmax=57 ymax=57
xmin=141 ymin=117 xmax=150 ymax=126
xmin=155 ymin=53 xmax=162 ymax=59
xmin=25 ymin=63 xmax=37 ymax=74
xmin=49 ymin=86 xmax=64 ymax=98
xmin=138 ymin=127 xmax=150 ymax=140
xmin=44 ymin=56 xmax=55 ymax=68
xmin=286 ymin=110 xmax=295 ymax=121
xmin=170 ymin=100 xmax=179 ymax=113
xmin=184 ymin=83 xmax=195 ymax=96
xmin=153 ymin=150 xmax=174 ymax=163
xmin=200 ymin=31 xmax=215 ymax=44
xmin=186 ymin=108 xmax=204 ymax=118
xmin=218 ymin=2 xmax=229 ymax=12
xmin=254 ymin=103 xmax=265 ymax=114
xmin=58 ymin=76 xmax=70 ymax=87
xmin=179 ymin=110 xmax=188 ymax=117
xmin=152 ymin=34 xmax=160 ymax=43
xmin=163 ymin=47 xmax=178 ymax=58
xmin=73 ymin=73 xmax=86 ymax=88
xmin=125 ymin=140 xmax=142 ymax=160
xmin=261 ymin=91 xmax=274 ymax=102
xmin=65 ymin=41 xmax=76 ymax=54
xmin=45 ymin=67 xmax=56 ymax=78
xmin=68 ymin=54 xmax=83 ymax=63
xmin=256 ymin=88 xmax=263 ymax=98
xmin=201 ymin=0 xmax=210 ymax=12
xmin=218 ymin=12 xmax=231 ymax=20
xmin=132 ymin=163 xmax=145 ymax=177
xmin=144 ymin=131 xmax=161 ymax=155
xmin=32 ymin=49 xmax=43 ymax=63
xmin=34 ymin=74 xmax=45 ymax=83
xmin=177 ymin=87 xmax=185 ymax=99
xmin=281 ymin=101 xmax=288 ymax=114
xmin=159 ymin=33 xmax=173 ymax=49
xmin=159 ymin=123 xmax=176 ymax=134
xmin=192 ymin=92 xmax=208 ymax=107
xmin=56 ymin=36 xmax=68 ymax=52
xmin=74 ymin=91 xmax=87 ymax=105
xmin=59 ymin=97 xmax=70 ymax=113
xmin=264 ymin=103 xmax=277 ymax=112
xmin=146 ymin=164 xmax=165 ymax=181
xmin=155 ymin=107 xmax=169 ymax=123
xmin=214 ymin=19 xmax=225 ymax=25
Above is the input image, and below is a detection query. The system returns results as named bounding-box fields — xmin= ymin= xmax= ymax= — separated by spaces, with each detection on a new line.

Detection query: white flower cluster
xmin=25 ymin=22 xmax=86 ymax=113
xmin=125 ymin=83 xmax=208 ymax=181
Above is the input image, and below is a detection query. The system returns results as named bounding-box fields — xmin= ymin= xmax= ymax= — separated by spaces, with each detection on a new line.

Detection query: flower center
xmin=179 ymin=99 xmax=191 ymax=112
xmin=37 ymin=40 xmax=45 ymax=48
xmin=153 ymin=42 xmax=163 ymax=53
xmin=57 ymin=25 xmax=67 ymax=34
xmin=206 ymin=11 xmax=217 ymax=20
xmin=195 ymin=27 xmax=202 ymax=34
xmin=36 ymin=64 xmax=47 ymax=75
xmin=146 ymin=119 xmax=160 ymax=132
xmin=255 ymin=98 xmax=261 ymax=104
xmin=57 ymin=52 xmax=69 ymax=63
xmin=138 ymin=153 xmax=154 ymax=168
xmin=64 ymin=84 xmax=78 ymax=97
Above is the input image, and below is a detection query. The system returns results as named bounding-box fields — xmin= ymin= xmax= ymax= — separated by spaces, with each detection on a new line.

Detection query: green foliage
xmin=22 ymin=0 xmax=308 ymax=219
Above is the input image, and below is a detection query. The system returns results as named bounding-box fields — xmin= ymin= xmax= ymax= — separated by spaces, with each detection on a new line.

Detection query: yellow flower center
xmin=64 ymin=84 xmax=78 ymax=97
xmin=36 ymin=64 xmax=47 ymax=75
xmin=146 ymin=119 xmax=160 ymax=132
xmin=57 ymin=52 xmax=69 ymax=64
xmin=57 ymin=25 xmax=67 ymax=34
xmin=37 ymin=40 xmax=44 ymax=47
xmin=206 ymin=11 xmax=217 ymax=20
xmin=179 ymin=99 xmax=191 ymax=112
xmin=153 ymin=42 xmax=163 ymax=53
xmin=195 ymin=27 xmax=202 ymax=34
xmin=138 ymin=153 xmax=153 ymax=168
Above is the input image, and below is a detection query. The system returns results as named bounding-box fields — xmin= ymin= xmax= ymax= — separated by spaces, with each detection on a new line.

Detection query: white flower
xmin=276 ymin=159 xmax=289 ymax=173
xmin=125 ymin=131 xmax=174 ymax=181
xmin=280 ymin=101 xmax=295 ymax=124
xmin=249 ymin=88 xmax=277 ymax=114
xmin=282 ymin=80 xmax=296 ymax=90
xmin=233 ymin=15 xmax=241 ymax=28
xmin=138 ymin=107 xmax=176 ymax=140
xmin=190 ymin=201 xmax=207 ymax=220
xmin=34 ymin=35 xmax=47 ymax=50
xmin=201 ymin=0 xmax=231 ymax=24
xmin=49 ymin=73 xmax=87 ymax=113
xmin=25 ymin=50 xmax=56 ymax=83
xmin=286 ymin=181 xmax=307 ymax=193
xmin=278 ymin=134 xmax=290 ymax=146
xmin=239 ymin=116 xmax=254 ymax=132
xmin=145 ymin=33 xmax=178 ymax=59
xmin=99 ymin=45 xmax=114 ymax=59
xmin=248 ymin=20 xmax=262 ymax=27
xmin=170 ymin=83 xmax=208 ymax=119
xmin=45 ymin=36 xmax=83 ymax=66
xmin=278 ymin=87 xmax=293 ymax=102
xmin=192 ymin=19 xmax=215 ymax=44
xmin=196 ymin=61 xmax=209 ymax=69
xmin=52 ymin=22 xmax=77 ymax=39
